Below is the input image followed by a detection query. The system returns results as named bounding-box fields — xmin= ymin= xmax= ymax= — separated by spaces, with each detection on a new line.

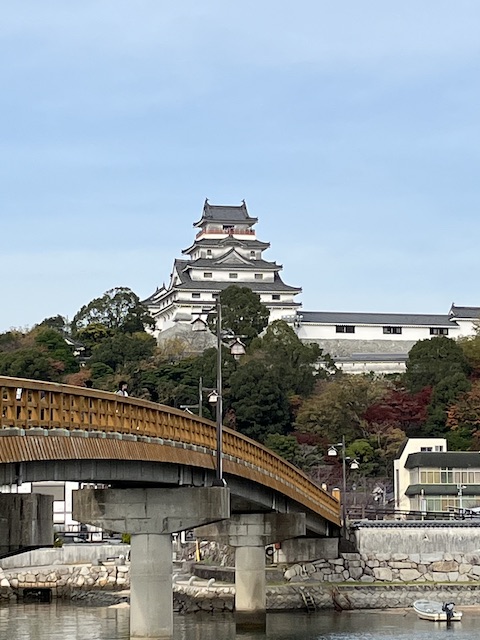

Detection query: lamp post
xmin=457 ymin=484 xmax=467 ymax=515
xmin=191 ymin=298 xmax=245 ymax=486
xmin=327 ymin=435 xmax=359 ymax=528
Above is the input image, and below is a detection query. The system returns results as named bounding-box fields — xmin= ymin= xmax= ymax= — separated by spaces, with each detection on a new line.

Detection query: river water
xmin=2 ymin=603 xmax=480 ymax=639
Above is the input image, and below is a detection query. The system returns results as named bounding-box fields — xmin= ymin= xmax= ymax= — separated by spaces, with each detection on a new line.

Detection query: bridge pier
xmin=197 ymin=512 xmax=305 ymax=632
xmin=73 ymin=487 xmax=230 ymax=640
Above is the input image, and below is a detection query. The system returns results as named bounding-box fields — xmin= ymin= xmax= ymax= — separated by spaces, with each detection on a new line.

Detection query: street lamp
xmin=327 ymin=435 xmax=359 ymax=528
xmin=192 ymin=297 xmax=245 ymax=486
xmin=457 ymin=484 xmax=467 ymax=515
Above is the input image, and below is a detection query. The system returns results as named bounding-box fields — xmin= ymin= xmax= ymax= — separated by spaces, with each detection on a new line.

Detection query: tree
xmin=34 ymin=328 xmax=79 ymax=375
xmin=72 ymin=287 xmax=154 ymax=335
xmin=295 ymin=375 xmax=389 ymax=443
xmin=251 ymin=320 xmax=333 ymax=397
xmin=0 ymin=347 xmax=56 ymax=381
xmin=208 ymin=286 xmax=269 ymax=345
xmin=228 ymin=360 xmax=290 ymax=441
xmin=446 ymin=381 xmax=480 ymax=449
xmin=424 ymin=372 xmax=471 ymax=436
xmin=364 ymin=387 xmax=432 ymax=437
xmin=459 ymin=333 xmax=480 ymax=376
xmin=405 ymin=337 xmax=471 ymax=393
xmin=36 ymin=315 xmax=68 ymax=332
xmin=89 ymin=332 xmax=156 ymax=373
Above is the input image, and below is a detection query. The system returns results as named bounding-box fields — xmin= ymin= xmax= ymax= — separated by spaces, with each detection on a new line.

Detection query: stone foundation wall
xmin=0 ymin=563 xmax=129 ymax=601
xmin=283 ymin=551 xmax=480 ymax=584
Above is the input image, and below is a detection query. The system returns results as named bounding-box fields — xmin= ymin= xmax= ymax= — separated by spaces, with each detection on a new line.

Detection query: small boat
xmin=413 ymin=600 xmax=462 ymax=622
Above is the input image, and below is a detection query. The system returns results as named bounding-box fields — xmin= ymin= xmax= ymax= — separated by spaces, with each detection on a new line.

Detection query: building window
xmin=206 ymin=249 xmax=212 ymax=257
xmin=204 ymin=272 xmax=212 ymax=278
xmin=420 ymin=447 xmax=433 ymax=452
xmin=383 ymin=326 xmax=402 ymax=334
xmin=192 ymin=293 xmax=201 ymax=299
xmin=272 ymin=294 xmax=280 ymax=300
xmin=255 ymin=274 xmax=263 ymax=280
xmin=336 ymin=325 xmax=355 ymax=334
xmin=250 ymin=250 xmax=256 ymax=257
xmin=430 ymin=327 xmax=449 ymax=336
xmin=229 ymin=273 xmax=238 ymax=279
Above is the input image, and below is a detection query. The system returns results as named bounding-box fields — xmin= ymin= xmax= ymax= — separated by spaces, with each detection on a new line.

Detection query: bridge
xmin=0 ymin=376 xmax=340 ymax=638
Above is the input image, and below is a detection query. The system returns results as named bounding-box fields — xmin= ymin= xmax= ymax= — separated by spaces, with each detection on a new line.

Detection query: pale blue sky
xmin=1 ymin=1 xmax=480 ymax=331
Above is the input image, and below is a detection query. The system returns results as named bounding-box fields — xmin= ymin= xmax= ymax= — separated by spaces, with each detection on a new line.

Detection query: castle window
xmin=336 ymin=325 xmax=355 ymax=334
xmin=272 ymin=294 xmax=280 ymax=300
xmin=229 ymin=273 xmax=238 ymax=279
xmin=255 ymin=274 xmax=263 ymax=280
xmin=204 ymin=272 xmax=212 ymax=278
xmin=430 ymin=328 xmax=448 ymax=336
xmin=192 ymin=293 xmax=201 ymax=299
xmin=250 ymin=251 xmax=256 ymax=257
xmin=383 ymin=326 xmax=402 ymax=335
xmin=223 ymin=225 xmax=234 ymax=231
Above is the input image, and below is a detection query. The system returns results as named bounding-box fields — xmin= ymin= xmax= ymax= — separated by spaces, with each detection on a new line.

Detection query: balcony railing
xmin=196 ymin=228 xmax=256 ymax=239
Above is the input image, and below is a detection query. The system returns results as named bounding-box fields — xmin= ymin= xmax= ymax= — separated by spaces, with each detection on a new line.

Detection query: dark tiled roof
xmin=193 ymin=200 xmax=257 ymax=226
xmin=300 ymin=311 xmax=457 ymax=328
xmin=172 ymin=260 xmax=301 ymax=293
xmin=182 ymin=237 xmax=270 ymax=254
xmin=405 ymin=484 xmax=480 ymax=496
xmin=186 ymin=256 xmax=279 ymax=271
xmin=334 ymin=353 xmax=408 ymax=363
xmin=351 ymin=520 xmax=480 ymax=528
xmin=405 ymin=452 xmax=480 ymax=469
xmin=450 ymin=305 xmax=480 ymax=319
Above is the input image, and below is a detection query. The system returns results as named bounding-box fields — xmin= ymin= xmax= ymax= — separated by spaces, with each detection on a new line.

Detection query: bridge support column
xmin=197 ymin=512 xmax=305 ymax=632
xmin=73 ymin=487 xmax=230 ymax=640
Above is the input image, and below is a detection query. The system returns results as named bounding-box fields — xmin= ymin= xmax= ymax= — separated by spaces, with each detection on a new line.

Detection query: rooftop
xmin=193 ymin=200 xmax=258 ymax=227
xmin=299 ymin=311 xmax=457 ymax=328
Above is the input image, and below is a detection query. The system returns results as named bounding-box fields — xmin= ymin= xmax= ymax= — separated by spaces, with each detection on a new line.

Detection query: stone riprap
xmin=283 ymin=551 xmax=480 ymax=584
xmin=0 ymin=563 xmax=129 ymax=601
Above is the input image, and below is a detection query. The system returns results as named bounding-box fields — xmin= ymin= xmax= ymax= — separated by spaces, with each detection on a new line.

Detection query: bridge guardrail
xmin=0 ymin=376 xmax=340 ymax=525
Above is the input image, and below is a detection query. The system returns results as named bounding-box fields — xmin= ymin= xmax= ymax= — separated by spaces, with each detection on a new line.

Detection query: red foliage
xmin=363 ymin=387 xmax=432 ymax=436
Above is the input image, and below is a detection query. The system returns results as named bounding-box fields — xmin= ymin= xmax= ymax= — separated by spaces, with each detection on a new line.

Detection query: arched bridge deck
xmin=0 ymin=377 xmax=340 ymax=533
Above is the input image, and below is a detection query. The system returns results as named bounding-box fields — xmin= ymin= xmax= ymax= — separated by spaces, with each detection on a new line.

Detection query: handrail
xmin=0 ymin=376 xmax=340 ymax=524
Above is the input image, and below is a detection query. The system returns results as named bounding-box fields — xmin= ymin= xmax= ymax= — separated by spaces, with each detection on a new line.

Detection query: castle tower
xmin=144 ymin=200 xmax=301 ymax=335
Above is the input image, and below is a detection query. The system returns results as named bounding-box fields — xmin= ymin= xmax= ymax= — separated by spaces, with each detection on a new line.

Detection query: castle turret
xmin=143 ymin=200 xmax=301 ymax=335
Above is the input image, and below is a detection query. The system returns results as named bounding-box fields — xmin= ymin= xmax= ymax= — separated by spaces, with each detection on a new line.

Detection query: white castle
xmin=144 ymin=200 xmax=480 ymax=373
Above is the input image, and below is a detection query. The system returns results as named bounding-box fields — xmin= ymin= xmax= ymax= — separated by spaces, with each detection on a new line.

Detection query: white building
xmin=394 ymin=438 xmax=480 ymax=515
xmin=143 ymin=200 xmax=301 ymax=337
xmin=144 ymin=200 xmax=480 ymax=371
xmin=294 ymin=306 xmax=480 ymax=373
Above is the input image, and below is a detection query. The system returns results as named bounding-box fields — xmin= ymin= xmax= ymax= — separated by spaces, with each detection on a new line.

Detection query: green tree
xmin=72 ymin=287 xmax=154 ymax=335
xmin=208 ymin=286 xmax=269 ymax=345
xmin=251 ymin=320 xmax=333 ymax=397
xmin=295 ymin=375 xmax=389 ymax=443
xmin=263 ymin=433 xmax=301 ymax=464
xmin=34 ymin=328 xmax=79 ymax=375
xmin=36 ymin=315 xmax=68 ymax=332
xmin=89 ymin=332 xmax=156 ymax=373
xmin=0 ymin=347 xmax=56 ymax=381
xmin=228 ymin=360 xmax=290 ymax=441
xmin=405 ymin=336 xmax=471 ymax=393
xmin=424 ymin=372 xmax=471 ymax=436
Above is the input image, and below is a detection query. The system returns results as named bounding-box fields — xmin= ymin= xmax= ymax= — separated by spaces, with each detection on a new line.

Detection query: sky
xmin=1 ymin=1 xmax=480 ymax=332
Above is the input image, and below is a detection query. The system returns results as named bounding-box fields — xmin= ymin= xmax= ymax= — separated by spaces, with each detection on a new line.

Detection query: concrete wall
xmin=354 ymin=525 xmax=480 ymax=555
xmin=1 ymin=544 xmax=130 ymax=569
xmin=0 ymin=494 xmax=53 ymax=554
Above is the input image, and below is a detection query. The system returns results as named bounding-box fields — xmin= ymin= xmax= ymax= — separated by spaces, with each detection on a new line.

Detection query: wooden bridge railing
xmin=0 ymin=376 xmax=340 ymax=525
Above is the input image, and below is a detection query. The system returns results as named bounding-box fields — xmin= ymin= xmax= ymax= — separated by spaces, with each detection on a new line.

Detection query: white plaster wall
xmin=338 ymin=361 xmax=406 ymax=374
xmin=393 ymin=438 xmax=447 ymax=511
xmin=298 ymin=323 xmax=460 ymax=342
